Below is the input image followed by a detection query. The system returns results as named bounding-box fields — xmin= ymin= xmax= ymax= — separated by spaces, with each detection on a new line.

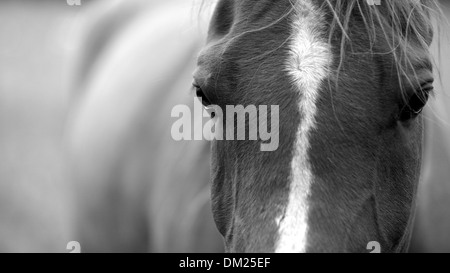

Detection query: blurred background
xmin=0 ymin=0 xmax=448 ymax=252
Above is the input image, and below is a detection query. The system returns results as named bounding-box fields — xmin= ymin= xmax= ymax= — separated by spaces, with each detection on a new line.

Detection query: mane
xmin=322 ymin=0 xmax=443 ymax=98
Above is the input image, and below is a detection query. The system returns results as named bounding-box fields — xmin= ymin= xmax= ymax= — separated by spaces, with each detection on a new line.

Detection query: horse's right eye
xmin=398 ymin=81 xmax=433 ymax=121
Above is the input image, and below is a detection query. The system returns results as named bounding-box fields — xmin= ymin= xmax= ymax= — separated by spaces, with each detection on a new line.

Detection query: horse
xmin=193 ymin=0 xmax=444 ymax=252
xmin=1 ymin=0 xmax=449 ymax=253
xmin=67 ymin=0 xmax=450 ymax=252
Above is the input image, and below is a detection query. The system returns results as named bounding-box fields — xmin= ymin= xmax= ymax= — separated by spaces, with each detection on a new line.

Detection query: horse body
xmin=67 ymin=0 xmax=222 ymax=252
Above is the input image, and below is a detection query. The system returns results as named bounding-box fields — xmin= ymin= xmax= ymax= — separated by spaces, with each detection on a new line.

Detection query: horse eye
xmin=192 ymin=82 xmax=212 ymax=107
xmin=398 ymin=82 xmax=433 ymax=121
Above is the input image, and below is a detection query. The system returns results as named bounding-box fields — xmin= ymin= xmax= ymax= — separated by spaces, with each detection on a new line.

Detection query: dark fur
xmin=196 ymin=0 xmax=437 ymax=252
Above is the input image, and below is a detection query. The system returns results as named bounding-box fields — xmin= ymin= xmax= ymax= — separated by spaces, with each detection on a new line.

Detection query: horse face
xmin=194 ymin=0 xmax=435 ymax=252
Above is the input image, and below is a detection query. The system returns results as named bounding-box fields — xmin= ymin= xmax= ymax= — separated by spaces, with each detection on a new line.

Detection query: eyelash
xmin=398 ymin=85 xmax=433 ymax=121
xmin=192 ymin=83 xmax=212 ymax=107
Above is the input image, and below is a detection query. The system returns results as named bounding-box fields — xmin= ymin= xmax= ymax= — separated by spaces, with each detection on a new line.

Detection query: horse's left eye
xmin=399 ymin=82 xmax=433 ymax=121
xmin=192 ymin=82 xmax=216 ymax=118
xmin=193 ymin=82 xmax=212 ymax=107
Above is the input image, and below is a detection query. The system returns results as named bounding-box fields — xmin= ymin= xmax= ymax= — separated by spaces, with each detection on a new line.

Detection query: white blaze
xmin=275 ymin=1 xmax=331 ymax=253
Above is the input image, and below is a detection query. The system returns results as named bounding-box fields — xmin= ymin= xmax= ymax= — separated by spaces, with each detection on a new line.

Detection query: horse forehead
xmin=234 ymin=0 xmax=321 ymax=21
xmin=237 ymin=0 xmax=287 ymax=15
xmin=206 ymin=0 xmax=324 ymax=59
xmin=234 ymin=0 xmax=320 ymax=11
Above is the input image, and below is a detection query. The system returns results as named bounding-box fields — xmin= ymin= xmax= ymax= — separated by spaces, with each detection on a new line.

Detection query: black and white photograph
xmin=0 ymin=0 xmax=449 ymax=258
